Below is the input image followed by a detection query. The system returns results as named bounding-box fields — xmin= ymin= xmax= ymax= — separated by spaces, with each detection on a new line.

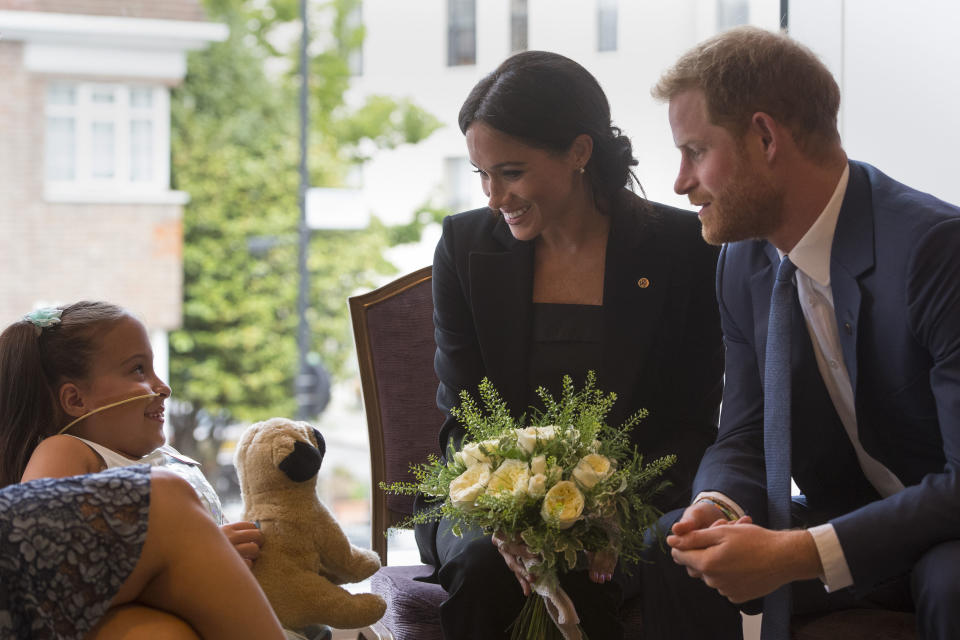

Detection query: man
xmin=654 ymin=26 xmax=960 ymax=640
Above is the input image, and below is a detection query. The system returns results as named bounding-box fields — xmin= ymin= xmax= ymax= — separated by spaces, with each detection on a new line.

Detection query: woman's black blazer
xmin=417 ymin=191 xmax=723 ymax=567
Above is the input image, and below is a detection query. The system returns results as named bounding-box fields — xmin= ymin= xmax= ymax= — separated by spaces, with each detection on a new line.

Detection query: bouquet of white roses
xmin=384 ymin=372 xmax=675 ymax=640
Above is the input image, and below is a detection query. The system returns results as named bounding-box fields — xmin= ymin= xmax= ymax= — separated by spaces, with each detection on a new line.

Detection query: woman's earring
xmin=578 ymin=167 xmax=586 ymax=175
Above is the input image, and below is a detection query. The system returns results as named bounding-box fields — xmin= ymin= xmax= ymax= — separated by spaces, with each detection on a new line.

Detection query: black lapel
xmin=599 ymin=205 xmax=669 ymax=393
xmin=468 ymin=218 xmax=534 ymax=413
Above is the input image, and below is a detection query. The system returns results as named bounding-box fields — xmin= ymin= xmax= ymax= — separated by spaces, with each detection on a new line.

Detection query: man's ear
xmin=59 ymin=383 xmax=88 ymax=418
xmin=750 ymin=112 xmax=782 ymax=163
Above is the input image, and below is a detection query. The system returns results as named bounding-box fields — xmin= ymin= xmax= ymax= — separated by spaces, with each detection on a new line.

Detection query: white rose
xmin=527 ymin=473 xmax=548 ymax=497
xmin=487 ymin=459 xmax=531 ymax=496
xmin=515 ymin=425 xmax=559 ymax=454
xmin=530 ymin=454 xmax=547 ymax=475
xmin=461 ymin=439 xmax=498 ymax=467
xmin=449 ymin=463 xmax=491 ymax=509
xmin=540 ymin=480 xmax=585 ymax=529
xmin=572 ymin=453 xmax=615 ymax=489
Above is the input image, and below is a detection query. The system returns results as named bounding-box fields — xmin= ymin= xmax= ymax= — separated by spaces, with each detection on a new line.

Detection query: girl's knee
xmin=149 ymin=469 xmax=204 ymax=516
xmin=88 ymin=604 xmax=201 ymax=640
xmin=150 ymin=468 xmax=197 ymax=500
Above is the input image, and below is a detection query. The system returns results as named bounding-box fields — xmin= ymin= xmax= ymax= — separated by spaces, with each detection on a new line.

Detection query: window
xmin=717 ymin=0 xmax=749 ymax=31
xmin=44 ymin=82 xmax=171 ymax=200
xmin=510 ymin=0 xmax=528 ymax=53
xmin=445 ymin=156 xmax=476 ymax=212
xmin=597 ymin=0 xmax=618 ymax=52
xmin=447 ymin=0 xmax=476 ymax=66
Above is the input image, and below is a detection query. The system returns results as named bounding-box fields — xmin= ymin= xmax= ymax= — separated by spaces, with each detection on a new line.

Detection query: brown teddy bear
xmin=235 ymin=417 xmax=387 ymax=632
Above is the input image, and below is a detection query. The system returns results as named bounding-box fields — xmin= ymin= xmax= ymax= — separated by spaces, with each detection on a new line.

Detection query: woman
xmin=414 ymin=51 xmax=742 ymax=639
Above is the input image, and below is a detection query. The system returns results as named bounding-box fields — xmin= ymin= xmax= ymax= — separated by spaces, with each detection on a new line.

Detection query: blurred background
xmin=1 ymin=0 xmax=958 ymax=578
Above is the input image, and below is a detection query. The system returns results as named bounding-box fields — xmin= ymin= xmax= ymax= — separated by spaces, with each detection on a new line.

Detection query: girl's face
xmin=465 ymin=121 xmax=591 ymax=242
xmin=65 ymin=315 xmax=171 ymax=459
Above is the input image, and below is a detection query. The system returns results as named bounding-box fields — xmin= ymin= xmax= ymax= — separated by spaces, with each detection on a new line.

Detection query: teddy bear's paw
xmin=324 ymin=593 xmax=387 ymax=630
xmin=352 ymin=548 xmax=383 ymax=579
xmin=335 ymin=547 xmax=384 ymax=583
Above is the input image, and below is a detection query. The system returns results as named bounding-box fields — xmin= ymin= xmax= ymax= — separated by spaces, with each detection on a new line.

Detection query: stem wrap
xmin=525 ymin=558 xmax=583 ymax=640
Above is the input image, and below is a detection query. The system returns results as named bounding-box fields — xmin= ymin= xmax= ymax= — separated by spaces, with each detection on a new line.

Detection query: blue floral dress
xmin=0 ymin=465 xmax=151 ymax=639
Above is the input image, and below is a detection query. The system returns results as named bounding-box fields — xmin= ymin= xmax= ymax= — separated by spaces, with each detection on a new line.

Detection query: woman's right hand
xmin=491 ymin=532 xmax=538 ymax=596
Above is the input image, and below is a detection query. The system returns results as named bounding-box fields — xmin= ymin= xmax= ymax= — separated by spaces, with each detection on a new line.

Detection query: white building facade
xmin=347 ymin=0 xmax=960 ymax=272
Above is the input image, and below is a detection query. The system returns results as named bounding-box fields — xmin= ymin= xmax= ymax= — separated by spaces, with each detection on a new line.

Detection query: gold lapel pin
xmin=637 ymin=277 xmax=650 ymax=289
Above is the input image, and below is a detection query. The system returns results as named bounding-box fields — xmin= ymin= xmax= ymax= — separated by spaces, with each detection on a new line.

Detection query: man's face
xmin=668 ymin=89 xmax=784 ymax=245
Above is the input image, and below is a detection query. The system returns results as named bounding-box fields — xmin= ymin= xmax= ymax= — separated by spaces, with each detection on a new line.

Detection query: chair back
xmin=349 ymin=266 xmax=442 ymax=564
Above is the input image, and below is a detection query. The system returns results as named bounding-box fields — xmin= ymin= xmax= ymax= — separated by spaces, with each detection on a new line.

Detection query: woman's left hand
xmin=586 ymin=547 xmax=618 ymax=584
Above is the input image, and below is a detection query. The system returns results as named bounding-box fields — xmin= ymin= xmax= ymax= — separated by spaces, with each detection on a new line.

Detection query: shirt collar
xmin=779 ymin=164 xmax=850 ymax=287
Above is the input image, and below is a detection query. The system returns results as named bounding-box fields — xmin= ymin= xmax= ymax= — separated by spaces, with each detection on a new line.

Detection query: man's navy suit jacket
xmin=694 ymin=160 xmax=960 ymax=592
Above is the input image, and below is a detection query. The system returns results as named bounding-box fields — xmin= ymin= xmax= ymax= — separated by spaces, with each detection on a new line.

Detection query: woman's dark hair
xmin=458 ymin=50 xmax=640 ymax=213
xmin=0 ymin=301 xmax=128 ymax=487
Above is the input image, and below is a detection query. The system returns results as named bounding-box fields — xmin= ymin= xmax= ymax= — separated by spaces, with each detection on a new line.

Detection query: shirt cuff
xmin=807 ymin=523 xmax=854 ymax=591
xmin=693 ymin=491 xmax=746 ymax=520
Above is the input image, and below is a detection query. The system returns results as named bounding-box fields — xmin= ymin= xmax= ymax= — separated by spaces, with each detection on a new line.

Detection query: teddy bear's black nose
xmin=278 ymin=440 xmax=322 ymax=482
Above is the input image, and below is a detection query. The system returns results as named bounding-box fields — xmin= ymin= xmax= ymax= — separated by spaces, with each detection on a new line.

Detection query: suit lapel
xmin=469 ymin=218 xmax=534 ymax=412
xmin=468 ymin=205 xmax=670 ymax=409
xmin=600 ymin=206 xmax=668 ymax=392
xmin=830 ymin=162 xmax=875 ymax=396
xmin=751 ymin=243 xmax=780 ymax=374
xmin=467 ymin=199 xmax=700 ymax=414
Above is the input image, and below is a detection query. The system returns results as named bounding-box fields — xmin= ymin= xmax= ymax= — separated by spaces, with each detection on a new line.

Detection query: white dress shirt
xmin=701 ymin=165 xmax=905 ymax=591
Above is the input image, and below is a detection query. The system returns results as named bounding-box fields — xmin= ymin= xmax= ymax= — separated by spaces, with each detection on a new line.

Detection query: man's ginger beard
xmin=698 ymin=145 xmax=786 ymax=246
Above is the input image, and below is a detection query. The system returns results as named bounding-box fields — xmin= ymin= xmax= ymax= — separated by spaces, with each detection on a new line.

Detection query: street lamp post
xmin=296 ymin=0 xmax=312 ymax=420
xmin=293 ymin=1 xmax=367 ymax=420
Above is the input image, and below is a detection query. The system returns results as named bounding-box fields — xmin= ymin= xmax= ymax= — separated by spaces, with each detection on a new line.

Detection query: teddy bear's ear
xmin=311 ymin=428 xmax=326 ymax=462
xmin=278 ymin=439 xmax=322 ymax=483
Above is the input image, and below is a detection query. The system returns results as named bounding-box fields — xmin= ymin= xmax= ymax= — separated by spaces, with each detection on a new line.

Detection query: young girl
xmin=0 ymin=300 xmax=262 ymax=566
xmin=1 ymin=466 xmax=286 ymax=639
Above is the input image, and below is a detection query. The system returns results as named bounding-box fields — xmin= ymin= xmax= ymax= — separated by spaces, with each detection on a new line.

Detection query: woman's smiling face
xmin=466 ymin=121 xmax=588 ymax=242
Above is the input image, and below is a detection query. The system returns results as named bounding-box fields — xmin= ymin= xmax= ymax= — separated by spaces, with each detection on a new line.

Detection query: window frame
xmin=44 ymin=81 xmax=177 ymax=204
xmin=447 ymin=0 xmax=477 ymax=66
xmin=510 ymin=0 xmax=528 ymax=53
xmin=597 ymin=0 xmax=618 ymax=53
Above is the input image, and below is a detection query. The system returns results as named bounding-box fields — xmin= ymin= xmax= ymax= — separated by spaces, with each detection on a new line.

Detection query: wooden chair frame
xmin=349 ymin=265 xmax=433 ymax=565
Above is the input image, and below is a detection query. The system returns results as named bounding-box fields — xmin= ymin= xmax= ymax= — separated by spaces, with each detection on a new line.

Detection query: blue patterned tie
xmin=761 ymin=256 xmax=798 ymax=640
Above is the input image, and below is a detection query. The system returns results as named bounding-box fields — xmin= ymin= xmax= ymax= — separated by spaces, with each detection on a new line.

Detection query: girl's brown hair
xmin=0 ymin=301 xmax=128 ymax=487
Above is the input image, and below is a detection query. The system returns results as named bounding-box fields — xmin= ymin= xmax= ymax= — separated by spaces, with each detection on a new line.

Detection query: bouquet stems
xmin=509 ymin=593 xmax=588 ymax=640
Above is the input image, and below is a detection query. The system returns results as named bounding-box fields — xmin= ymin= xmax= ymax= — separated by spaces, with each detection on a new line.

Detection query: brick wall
xmin=0 ymin=0 xmax=207 ymax=21
xmin=0 ymin=40 xmax=183 ymax=332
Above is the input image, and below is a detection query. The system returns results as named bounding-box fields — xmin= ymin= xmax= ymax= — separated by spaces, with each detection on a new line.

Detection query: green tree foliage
xmin=168 ymin=0 xmax=442 ymax=463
